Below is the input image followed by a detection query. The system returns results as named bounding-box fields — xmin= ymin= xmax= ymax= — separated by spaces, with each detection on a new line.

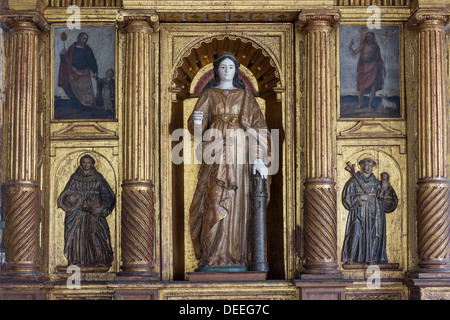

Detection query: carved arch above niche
xmin=171 ymin=35 xmax=282 ymax=99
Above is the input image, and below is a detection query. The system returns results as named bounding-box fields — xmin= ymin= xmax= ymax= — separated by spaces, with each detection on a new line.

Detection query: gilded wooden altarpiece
xmin=48 ymin=16 xmax=122 ymax=281
xmin=0 ymin=0 xmax=448 ymax=302
xmin=336 ymin=14 xmax=409 ymax=283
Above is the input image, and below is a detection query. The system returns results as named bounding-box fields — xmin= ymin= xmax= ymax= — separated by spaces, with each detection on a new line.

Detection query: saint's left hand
xmin=253 ymin=158 xmax=268 ymax=179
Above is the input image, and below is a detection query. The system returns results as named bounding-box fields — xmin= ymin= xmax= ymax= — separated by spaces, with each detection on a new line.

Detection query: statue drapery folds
xmin=57 ymin=155 xmax=115 ymax=268
xmin=342 ymin=157 xmax=398 ymax=265
xmin=187 ymin=52 xmax=271 ymax=272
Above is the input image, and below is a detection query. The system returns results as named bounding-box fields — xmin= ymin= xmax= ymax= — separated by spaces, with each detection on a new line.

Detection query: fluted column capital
xmin=296 ymin=10 xmax=341 ymax=31
xmin=0 ymin=11 xmax=49 ymax=32
xmin=116 ymin=10 xmax=159 ymax=33
xmin=407 ymin=9 xmax=450 ymax=29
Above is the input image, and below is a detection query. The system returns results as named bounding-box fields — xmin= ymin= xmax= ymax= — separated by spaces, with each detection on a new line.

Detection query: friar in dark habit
xmin=57 ymin=154 xmax=115 ymax=268
xmin=341 ymin=156 xmax=398 ymax=264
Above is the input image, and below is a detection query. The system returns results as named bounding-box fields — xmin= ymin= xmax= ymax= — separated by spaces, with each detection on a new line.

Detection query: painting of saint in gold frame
xmin=339 ymin=25 xmax=401 ymax=119
xmin=53 ymin=26 xmax=116 ymax=120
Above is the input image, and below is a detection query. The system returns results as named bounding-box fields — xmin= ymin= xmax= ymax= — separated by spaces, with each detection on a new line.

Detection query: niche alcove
xmin=168 ymin=34 xmax=286 ymax=280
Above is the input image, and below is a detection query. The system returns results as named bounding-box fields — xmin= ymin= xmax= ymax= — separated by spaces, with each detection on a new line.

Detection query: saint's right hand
xmin=60 ymin=48 xmax=67 ymax=55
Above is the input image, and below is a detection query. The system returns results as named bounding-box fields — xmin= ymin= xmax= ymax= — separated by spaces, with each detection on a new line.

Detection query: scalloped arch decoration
xmin=172 ymin=35 xmax=281 ymax=98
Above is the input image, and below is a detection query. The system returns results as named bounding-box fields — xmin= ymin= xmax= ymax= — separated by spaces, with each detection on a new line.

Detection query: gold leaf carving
xmin=253 ymin=35 xmax=281 ymax=67
xmin=422 ymin=290 xmax=450 ymax=300
xmin=51 ymin=124 xmax=118 ymax=140
xmin=172 ymin=36 xmax=200 ymax=66
xmin=346 ymin=293 xmax=403 ymax=300
xmin=335 ymin=0 xmax=410 ymax=5
xmin=338 ymin=121 xmax=404 ymax=138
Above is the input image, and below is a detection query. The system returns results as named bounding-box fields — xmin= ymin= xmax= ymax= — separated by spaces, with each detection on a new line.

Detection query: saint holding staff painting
xmin=340 ymin=25 xmax=401 ymax=119
xmin=54 ymin=26 xmax=115 ymax=120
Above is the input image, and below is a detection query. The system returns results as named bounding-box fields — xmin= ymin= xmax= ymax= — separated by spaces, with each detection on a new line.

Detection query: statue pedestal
xmin=0 ymin=273 xmax=48 ymax=300
xmin=56 ymin=265 xmax=110 ymax=273
xmin=56 ymin=265 xmax=116 ymax=282
xmin=0 ymin=280 xmax=47 ymax=300
xmin=294 ymin=279 xmax=353 ymax=300
xmin=187 ymin=271 xmax=267 ymax=282
xmin=342 ymin=263 xmax=400 ymax=270
xmin=405 ymin=270 xmax=450 ymax=300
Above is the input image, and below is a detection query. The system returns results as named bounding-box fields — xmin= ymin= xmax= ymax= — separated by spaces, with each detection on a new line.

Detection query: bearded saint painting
xmin=54 ymin=27 xmax=115 ymax=120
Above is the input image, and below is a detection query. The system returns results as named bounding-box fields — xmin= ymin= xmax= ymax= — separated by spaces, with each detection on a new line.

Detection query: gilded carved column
xmin=412 ymin=12 xmax=450 ymax=273
xmin=297 ymin=11 xmax=341 ymax=276
xmin=0 ymin=13 xmax=48 ymax=276
xmin=116 ymin=12 xmax=159 ymax=278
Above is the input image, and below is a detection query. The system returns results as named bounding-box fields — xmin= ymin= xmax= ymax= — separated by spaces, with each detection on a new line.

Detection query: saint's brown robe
xmin=58 ymin=166 xmax=115 ymax=267
xmin=188 ymin=86 xmax=270 ymax=268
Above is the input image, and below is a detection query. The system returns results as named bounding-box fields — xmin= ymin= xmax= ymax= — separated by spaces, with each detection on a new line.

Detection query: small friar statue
xmin=57 ymin=154 xmax=115 ymax=268
xmin=341 ymin=156 xmax=398 ymax=264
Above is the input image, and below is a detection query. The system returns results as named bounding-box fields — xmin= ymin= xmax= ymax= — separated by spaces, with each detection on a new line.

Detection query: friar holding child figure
xmin=341 ymin=155 xmax=398 ymax=265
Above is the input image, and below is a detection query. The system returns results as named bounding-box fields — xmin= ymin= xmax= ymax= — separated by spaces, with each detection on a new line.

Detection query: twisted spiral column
xmin=0 ymin=14 xmax=47 ymax=276
xmin=413 ymin=12 xmax=450 ymax=273
xmin=417 ymin=183 xmax=450 ymax=270
xmin=4 ymin=185 xmax=40 ymax=274
xmin=116 ymin=12 xmax=159 ymax=278
xmin=303 ymin=184 xmax=338 ymax=271
xmin=297 ymin=11 xmax=341 ymax=276
xmin=120 ymin=184 xmax=155 ymax=271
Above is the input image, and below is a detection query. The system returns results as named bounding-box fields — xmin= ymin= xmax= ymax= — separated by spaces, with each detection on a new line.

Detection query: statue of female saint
xmin=57 ymin=154 xmax=115 ymax=268
xmin=341 ymin=156 xmax=398 ymax=264
xmin=187 ymin=52 xmax=271 ymax=272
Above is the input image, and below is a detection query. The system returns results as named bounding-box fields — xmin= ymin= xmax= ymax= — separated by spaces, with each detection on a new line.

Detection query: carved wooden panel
xmin=346 ymin=293 xmax=403 ymax=300
xmin=43 ymin=0 xmax=122 ymax=7
xmin=160 ymin=12 xmax=298 ymax=23
xmin=162 ymin=282 xmax=297 ymax=300
xmin=335 ymin=0 xmax=410 ymax=5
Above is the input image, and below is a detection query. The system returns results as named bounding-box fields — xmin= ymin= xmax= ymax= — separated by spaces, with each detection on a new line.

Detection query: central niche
xmin=170 ymin=35 xmax=285 ymax=280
